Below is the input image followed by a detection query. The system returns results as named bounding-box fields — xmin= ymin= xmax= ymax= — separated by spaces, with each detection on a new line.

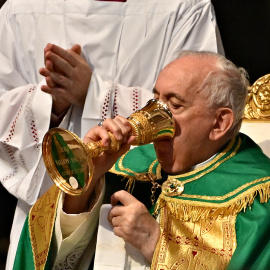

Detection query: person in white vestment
xmin=0 ymin=0 xmax=224 ymax=268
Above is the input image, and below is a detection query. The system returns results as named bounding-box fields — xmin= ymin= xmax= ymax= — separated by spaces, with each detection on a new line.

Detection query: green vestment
xmin=110 ymin=133 xmax=270 ymax=269
xmin=14 ymin=133 xmax=270 ymax=270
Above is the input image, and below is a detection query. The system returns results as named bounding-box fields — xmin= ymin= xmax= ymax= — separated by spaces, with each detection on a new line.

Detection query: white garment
xmin=94 ymin=204 xmax=150 ymax=270
xmin=53 ymin=177 xmax=106 ymax=270
xmin=56 ymin=179 xmax=150 ymax=270
xmin=0 ymin=0 xmax=223 ymax=269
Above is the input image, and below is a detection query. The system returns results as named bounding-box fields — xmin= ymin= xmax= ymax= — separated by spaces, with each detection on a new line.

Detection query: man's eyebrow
xmin=167 ymin=92 xmax=185 ymax=102
xmin=153 ymin=88 xmax=185 ymax=102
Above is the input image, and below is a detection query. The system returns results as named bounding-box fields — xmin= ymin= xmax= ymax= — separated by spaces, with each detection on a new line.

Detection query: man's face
xmin=153 ymin=56 xmax=217 ymax=174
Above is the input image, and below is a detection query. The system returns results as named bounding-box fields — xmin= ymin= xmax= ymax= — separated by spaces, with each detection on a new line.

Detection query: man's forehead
xmin=155 ymin=68 xmax=202 ymax=93
xmin=166 ymin=54 xmax=218 ymax=75
xmin=155 ymin=55 xmax=217 ymax=92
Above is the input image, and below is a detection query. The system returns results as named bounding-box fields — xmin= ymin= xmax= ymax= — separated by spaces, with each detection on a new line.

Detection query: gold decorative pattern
xmin=29 ymin=184 xmax=61 ymax=270
xmin=154 ymin=180 xmax=270 ymax=222
xmin=244 ymin=74 xmax=270 ymax=120
xmin=178 ymin=175 xmax=270 ymax=201
xmin=162 ymin=179 xmax=184 ymax=197
xmin=151 ymin=206 xmax=237 ymax=270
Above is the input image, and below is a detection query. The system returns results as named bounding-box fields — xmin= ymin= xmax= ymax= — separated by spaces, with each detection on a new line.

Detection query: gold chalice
xmin=42 ymin=99 xmax=175 ymax=195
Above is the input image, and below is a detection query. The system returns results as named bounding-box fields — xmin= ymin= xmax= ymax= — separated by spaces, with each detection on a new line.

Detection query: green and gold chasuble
xmin=13 ymin=133 xmax=270 ymax=270
xmin=13 ymin=184 xmax=61 ymax=270
xmin=110 ymin=133 xmax=270 ymax=270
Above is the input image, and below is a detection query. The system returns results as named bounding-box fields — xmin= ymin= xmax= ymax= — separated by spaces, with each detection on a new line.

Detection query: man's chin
xmin=154 ymin=140 xmax=175 ymax=172
xmin=155 ymin=153 xmax=174 ymax=174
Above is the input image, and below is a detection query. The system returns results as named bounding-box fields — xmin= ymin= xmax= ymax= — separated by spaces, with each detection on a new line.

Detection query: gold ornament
xmin=42 ymin=99 xmax=175 ymax=195
xmin=162 ymin=178 xmax=184 ymax=197
xmin=244 ymin=74 xmax=270 ymax=120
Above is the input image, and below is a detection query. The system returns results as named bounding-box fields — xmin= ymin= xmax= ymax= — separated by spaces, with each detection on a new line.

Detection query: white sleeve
xmin=52 ymin=176 xmax=105 ymax=269
xmin=0 ymin=81 xmax=52 ymax=204
xmin=0 ymin=0 xmax=32 ymax=91
xmin=81 ymin=73 xmax=154 ymax=137
xmin=0 ymin=1 xmax=54 ymax=204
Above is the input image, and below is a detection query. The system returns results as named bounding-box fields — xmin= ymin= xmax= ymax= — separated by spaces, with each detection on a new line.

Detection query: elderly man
xmin=0 ymin=0 xmax=224 ymax=267
xmin=14 ymin=51 xmax=270 ymax=269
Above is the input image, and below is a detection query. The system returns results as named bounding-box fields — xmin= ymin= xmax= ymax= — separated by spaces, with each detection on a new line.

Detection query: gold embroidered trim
xmin=180 ymin=176 xmax=270 ymax=200
xmin=154 ymin=181 xmax=270 ymax=222
xmin=167 ymin=137 xmax=237 ymax=180
xmin=151 ymin=205 xmax=237 ymax=270
xmin=117 ymin=153 xmax=160 ymax=179
xmin=109 ymin=151 xmax=161 ymax=180
xmin=110 ymin=136 xmax=238 ymax=185
xmin=167 ymin=137 xmax=239 ymax=186
xmin=149 ymin=162 xmax=162 ymax=179
xmin=29 ymin=184 xmax=61 ymax=270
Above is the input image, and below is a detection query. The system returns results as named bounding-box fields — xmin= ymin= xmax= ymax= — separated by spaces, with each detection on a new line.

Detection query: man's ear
xmin=209 ymin=108 xmax=234 ymax=140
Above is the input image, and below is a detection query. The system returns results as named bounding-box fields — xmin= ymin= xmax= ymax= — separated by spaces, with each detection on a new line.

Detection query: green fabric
xmin=112 ymin=133 xmax=270 ymax=269
xmin=13 ymin=215 xmax=53 ymax=270
xmin=13 ymin=216 xmax=52 ymax=270
xmin=169 ymin=134 xmax=270 ymax=202
xmin=112 ymin=143 xmax=158 ymax=176
xmin=113 ymin=134 xmax=270 ymax=203
xmin=228 ymin=198 xmax=270 ymax=269
xmin=13 ymin=216 xmax=35 ymax=270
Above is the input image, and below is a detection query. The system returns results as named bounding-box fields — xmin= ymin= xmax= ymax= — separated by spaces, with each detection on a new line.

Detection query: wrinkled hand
xmin=83 ymin=116 xmax=136 ymax=179
xmin=64 ymin=116 xmax=136 ymax=214
xmin=108 ymin=190 xmax=160 ymax=262
xmin=39 ymin=43 xmax=92 ymax=115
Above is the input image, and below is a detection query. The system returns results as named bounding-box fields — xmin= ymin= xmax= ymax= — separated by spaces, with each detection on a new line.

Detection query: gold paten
xmin=244 ymin=74 xmax=270 ymax=120
xmin=42 ymin=99 xmax=175 ymax=195
xmin=151 ymin=206 xmax=236 ymax=270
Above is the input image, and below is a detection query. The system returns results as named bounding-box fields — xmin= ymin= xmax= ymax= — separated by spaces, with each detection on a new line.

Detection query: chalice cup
xmin=42 ymin=99 xmax=175 ymax=195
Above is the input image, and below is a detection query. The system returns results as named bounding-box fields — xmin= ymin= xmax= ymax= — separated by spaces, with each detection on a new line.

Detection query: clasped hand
xmin=39 ymin=43 xmax=92 ymax=116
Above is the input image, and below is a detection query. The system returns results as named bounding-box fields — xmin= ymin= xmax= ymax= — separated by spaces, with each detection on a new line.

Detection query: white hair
xmin=178 ymin=50 xmax=250 ymax=136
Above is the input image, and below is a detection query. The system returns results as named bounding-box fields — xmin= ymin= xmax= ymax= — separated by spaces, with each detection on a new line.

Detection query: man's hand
xmin=84 ymin=116 xmax=136 ymax=179
xmin=39 ymin=43 xmax=92 ymax=115
xmin=108 ymin=190 xmax=160 ymax=262
xmin=64 ymin=116 xmax=135 ymax=214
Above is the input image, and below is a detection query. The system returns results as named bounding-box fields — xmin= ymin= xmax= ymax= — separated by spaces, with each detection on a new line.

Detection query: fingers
xmin=84 ymin=125 xmax=112 ymax=148
xmin=45 ymin=50 xmax=73 ymax=77
xmin=102 ymin=116 xmax=131 ymax=142
xmin=109 ymin=215 xmax=123 ymax=228
xmin=108 ymin=191 xmax=139 ymax=226
xmin=83 ymin=117 xmax=132 ymax=147
xmin=45 ymin=76 xmax=56 ymax=88
xmin=42 ymin=44 xmax=81 ymax=81
xmin=110 ymin=190 xmax=137 ymax=206
xmin=43 ymin=43 xmax=51 ymax=65
xmin=46 ymin=59 xmax=54 ymax=72
xmin=47 ymin=43 xmax=78 ymax=68
xmin=70 ymin=44 xmax=82 ymax=55
xmin=39 ymin=66 xmax=71 ymax=89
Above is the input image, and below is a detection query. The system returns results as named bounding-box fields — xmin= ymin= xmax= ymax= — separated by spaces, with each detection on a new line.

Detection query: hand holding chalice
xmin=42 ymin=99 xmax=175 ymax=195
